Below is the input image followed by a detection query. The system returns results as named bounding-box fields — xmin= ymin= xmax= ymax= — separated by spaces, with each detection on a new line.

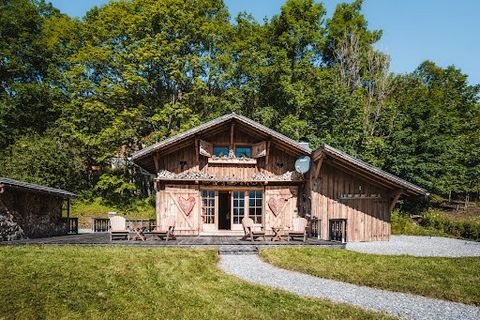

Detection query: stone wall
xmin=0 ymin=188 xmax=68 ymax=240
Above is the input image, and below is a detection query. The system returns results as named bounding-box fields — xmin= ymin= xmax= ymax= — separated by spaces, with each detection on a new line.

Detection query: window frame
xmin=248 ymin=190 xmax=263 ymax=224
xmin=201 ymin=190 xmax=215 ymax=225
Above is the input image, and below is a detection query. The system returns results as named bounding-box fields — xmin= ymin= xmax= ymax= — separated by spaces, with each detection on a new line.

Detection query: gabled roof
xmin=312 ymin=144 xmax=428 ymax=196
xmin=132 ymin=113 xmax=311 ymax=170
xmin=0 ymin=177 xmax=76 ymax=199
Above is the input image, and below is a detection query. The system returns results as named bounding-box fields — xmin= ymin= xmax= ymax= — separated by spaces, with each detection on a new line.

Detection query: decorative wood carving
xmin=252 ymin=141 xmax=267 ymax=158
xmin=268 ymin=197 xmax=288 ymax=217
xmin=199 ymin=140 xmax=213 ymax=157
xmin=177 ymin=196 xmax=196 ymax=216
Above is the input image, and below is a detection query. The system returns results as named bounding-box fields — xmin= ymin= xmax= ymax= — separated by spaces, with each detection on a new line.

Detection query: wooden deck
xmin=2 ymin=233 xmax=344 ymax=249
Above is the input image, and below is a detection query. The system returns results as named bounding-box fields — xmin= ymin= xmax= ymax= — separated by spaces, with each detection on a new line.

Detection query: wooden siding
xmin=311 ymin=162 xmax=391 ymax=242
xmin=264 ymin=186 xmax=298 ymax=230
xmin=158 ymin=127 xmax=300 ymax=180
xmin=156 ymin=185 xmax=200 ymax=235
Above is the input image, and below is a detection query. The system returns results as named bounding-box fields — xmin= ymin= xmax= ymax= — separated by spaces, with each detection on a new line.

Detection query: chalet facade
xmin=132 ymin=113 xmax=426 ymax=242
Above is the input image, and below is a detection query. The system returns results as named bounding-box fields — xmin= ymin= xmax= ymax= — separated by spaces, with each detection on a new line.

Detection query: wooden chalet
xmin=132 ymin=113 xmax=427 ymax=241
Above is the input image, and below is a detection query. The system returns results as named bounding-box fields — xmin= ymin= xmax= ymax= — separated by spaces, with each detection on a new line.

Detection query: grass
xmin=260 ymin=247 xmax=480 ymax=306
xmin=0 ymin=246 xmax=394 ymax=320
xmin=70 ymin=198 xmax=155 ymax=228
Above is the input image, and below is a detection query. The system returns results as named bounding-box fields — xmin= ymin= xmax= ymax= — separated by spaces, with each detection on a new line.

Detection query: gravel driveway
xmin=346 ymin=235 xmax=480 ymax=257
xmin=219 ymin=254 xmax=480 ymax=320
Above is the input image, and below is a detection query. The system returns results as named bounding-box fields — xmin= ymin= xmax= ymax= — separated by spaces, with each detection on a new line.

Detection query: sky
xmin=49 ymin=0 xmax=479 ymax=85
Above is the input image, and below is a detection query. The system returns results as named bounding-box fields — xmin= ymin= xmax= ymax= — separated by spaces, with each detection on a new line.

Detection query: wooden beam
xmin=389 ymin=190 xmax=403 ymax=212
xmin=230 ymin=123 xmax=235 ymax=149
xmin=314 ymin=154 xmax=325 ymax=179
xmin=67 ymin=198 xmax=70 ymax=218
xmin=194 ymin=138 xmax=199 ymax=165
xmin=153 ymin=152 xmax=160 ymax=173
xmin=265 ymin=141 xmax=271 ymax=166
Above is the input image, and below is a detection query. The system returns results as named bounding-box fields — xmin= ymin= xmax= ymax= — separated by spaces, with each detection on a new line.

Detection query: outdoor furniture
xmin=287 ymin=217 xmax=308 ymax=242
xmin=271 ymin=226 xmax=283 ymax=241
xmin=131 ymin=226 xmax=147 ymax=241
xmin=110 ymin=216 xmax=129 ymax=240
xmin=152 ymin=218 xmax=176 ymax=241
xmin=241 ymin=217 xmax=266 ymax=241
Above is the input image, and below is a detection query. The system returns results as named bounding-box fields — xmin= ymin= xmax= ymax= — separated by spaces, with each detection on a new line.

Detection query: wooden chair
xmin=242 ymin=217 xmax=266 ymax=242
xmin=287 ymin=217 xmax=308 ymax=242
xmin=152 ymin=217 xmax=176 ymax=241
xmin=110 ymin=216 xmax=129 ymax=240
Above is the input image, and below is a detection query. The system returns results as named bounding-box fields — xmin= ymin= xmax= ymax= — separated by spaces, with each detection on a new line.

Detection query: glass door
xmin=231 ymin=191 xmax=245 ymax=231
xmin=201 ymin=190 xmax=216 ymax=231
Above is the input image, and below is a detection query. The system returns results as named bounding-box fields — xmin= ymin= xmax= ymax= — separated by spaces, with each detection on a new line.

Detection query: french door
xmin=201 ymin=189 xmax=263 ymax=231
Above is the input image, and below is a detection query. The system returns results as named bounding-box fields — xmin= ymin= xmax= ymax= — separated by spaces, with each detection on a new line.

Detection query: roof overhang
xmin=312 ymin=144 xmax=428 ymax=197
xmin=0 ymin=177 xmax=77 ymax=199
xmin=132 ymin=113 xmax=311 ymax=173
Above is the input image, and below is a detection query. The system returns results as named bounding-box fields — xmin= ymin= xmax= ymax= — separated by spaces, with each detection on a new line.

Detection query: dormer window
xmin=235 ymin=147 xmax=251 ymax=158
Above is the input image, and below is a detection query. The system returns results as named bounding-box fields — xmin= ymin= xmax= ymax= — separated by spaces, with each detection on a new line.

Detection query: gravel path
xmin=346 ymin=235 xmax=480 ymax=257
xmin=219 ymin=254 xmax=480 ymax=320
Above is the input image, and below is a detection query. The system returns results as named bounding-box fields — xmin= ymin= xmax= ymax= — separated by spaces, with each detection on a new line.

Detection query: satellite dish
xmin=295 ymin=156 xmax=311 ymax=174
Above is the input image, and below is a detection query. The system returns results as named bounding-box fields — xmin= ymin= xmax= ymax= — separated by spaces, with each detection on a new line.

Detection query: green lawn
xmin=260 ymin=247 xmax=480 ymax=306
xmin=0 ymin=246 xmax=393 ymax=320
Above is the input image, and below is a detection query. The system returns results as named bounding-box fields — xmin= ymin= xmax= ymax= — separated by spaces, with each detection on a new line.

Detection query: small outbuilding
xmin=0 ymin=177 xmax=77 ymax=241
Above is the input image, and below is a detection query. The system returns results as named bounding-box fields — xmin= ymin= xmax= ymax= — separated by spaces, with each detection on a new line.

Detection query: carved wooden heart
xmin=268 ymin=197 xmax=288 ymax=217
xmin=178 ymin=196 xmax=196 ymax=216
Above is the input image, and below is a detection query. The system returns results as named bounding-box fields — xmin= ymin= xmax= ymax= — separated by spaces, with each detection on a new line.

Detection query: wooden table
xmin=271 ymin=227 xmax=283 ymax=241
xmin=131 ymin=226 xmax=147 ymax=241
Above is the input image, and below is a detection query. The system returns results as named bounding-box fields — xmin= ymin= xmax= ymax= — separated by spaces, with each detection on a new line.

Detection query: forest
xmin=1 ymin=0 xmax=479 ymax=211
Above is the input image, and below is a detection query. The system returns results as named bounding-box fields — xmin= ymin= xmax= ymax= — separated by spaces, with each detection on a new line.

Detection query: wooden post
xmin=314 ymin=154 xmax=325 ymax=179
xmin=153 ymin=152 xmax=160 ymax=173
xmin=230 ymin=123 xmax=235 ymax=150
xmin=156 ymin=182 xmax=165 ymax=227
xmin=389 ymin=191 xmax=402 ymax=212
xmin=195 ymin=138 xmax=199 ymax=166
xmin=265 ymin=141 xmax=271 ymax=167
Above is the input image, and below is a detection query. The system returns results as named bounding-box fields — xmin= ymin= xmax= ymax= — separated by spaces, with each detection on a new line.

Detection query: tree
xmin=0 ymin=133 xmax=86 ymax=191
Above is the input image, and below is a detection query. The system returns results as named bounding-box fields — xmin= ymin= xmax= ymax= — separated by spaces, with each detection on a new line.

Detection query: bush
xmin=421 ymin=211 xmax=480 ymax=241
xmin=391 ymin=211 xmax=447 ymax=237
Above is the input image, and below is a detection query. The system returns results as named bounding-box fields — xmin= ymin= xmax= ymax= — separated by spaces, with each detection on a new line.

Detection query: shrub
xmin=421 ymin=211 xmax=480 ymax=241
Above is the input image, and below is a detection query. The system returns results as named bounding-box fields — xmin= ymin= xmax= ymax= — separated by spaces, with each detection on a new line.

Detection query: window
xmin=249 ymin=191 xmax=263 ymax=224
xmin=235 ymin=147 xmax=251 ymax=158
xmin=213 ymin=146 xmax=229 ymax=157
xmin=232 ymin=191 xmax=245 ymax=224
xmin=201 ymin=191 xmax=215 ymax=224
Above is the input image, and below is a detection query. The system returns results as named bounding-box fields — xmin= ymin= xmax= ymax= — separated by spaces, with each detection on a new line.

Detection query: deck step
xmin=218 ymin=245 xmax=258 ymax=255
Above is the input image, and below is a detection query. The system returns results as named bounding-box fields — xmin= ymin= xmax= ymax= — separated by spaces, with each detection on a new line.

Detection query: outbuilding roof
xmin=312 ymin=144 xmax=428 ymax=196
xmin=0 ymin=177 xmax=77 ymax=198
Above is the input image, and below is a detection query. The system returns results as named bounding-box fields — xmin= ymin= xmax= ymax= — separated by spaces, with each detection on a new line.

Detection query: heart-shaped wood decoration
xmin=268 ymin=197 xmax=288 ymax=217
xmin=178 ymin=196 xmax=196 ymax=216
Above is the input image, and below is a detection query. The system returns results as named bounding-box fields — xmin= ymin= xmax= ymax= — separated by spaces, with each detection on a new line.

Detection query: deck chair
xmin=110 ymin=216 xmax=129 ymax=240
xmin=287 ymin=217 xmax=308 ymax=242
xmin=242 ymin=217 xmax=266 ymax=242
xmin=152 ymin=217 xmax=176 ymax=241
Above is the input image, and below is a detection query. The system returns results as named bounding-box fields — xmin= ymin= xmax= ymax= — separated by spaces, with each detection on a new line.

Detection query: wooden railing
xmin=329 ymin=219 xmax=347 ymax=242
xmin=92 ymin=218 xmax=156 ymax=232
xmin=93 ymin=218 xmax=110 ymax=232
xmin=62 ymin=217 xmax=79 ymax=234
xmin=126 ymin=219 xmax=156 ymax=232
